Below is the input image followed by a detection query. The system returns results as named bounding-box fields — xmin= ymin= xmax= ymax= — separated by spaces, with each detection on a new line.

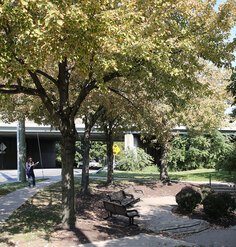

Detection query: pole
xmin=17 ymin=118 xmax=26 ymax=182
xmin=37 ymin=133 xmax=44 ymax=178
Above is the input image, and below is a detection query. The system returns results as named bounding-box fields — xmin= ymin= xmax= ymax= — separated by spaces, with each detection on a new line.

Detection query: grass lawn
xmin=92 ymin=166 xmax=236 ymax=183
xmin=169 ymin=168 xmax=236 ymax=183
xmin=0 ymin=181 xmax=62 ymax=246
xmin=0 ymin=178 xmax=48 ymax=197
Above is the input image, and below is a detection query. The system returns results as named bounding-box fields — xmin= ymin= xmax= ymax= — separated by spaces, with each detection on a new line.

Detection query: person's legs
xmin=32 ymin=173 xmax=36 ymax=186
xmin=27 ymin=174 xmax=31 ymax=187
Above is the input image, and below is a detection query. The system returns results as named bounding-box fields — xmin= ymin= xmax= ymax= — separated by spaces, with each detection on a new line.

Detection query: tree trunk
xmin=105 ymin=128 xmax=114 ymax=184
xmin=160 ymin=143 xmax=170 ymax=184
xmin=60 ymin=127 xmax=76 ymax=229
xmin=80 ymin=106 xmax=105 ymax=193
xmin=80 ymin=121 xmax=90 ymax=195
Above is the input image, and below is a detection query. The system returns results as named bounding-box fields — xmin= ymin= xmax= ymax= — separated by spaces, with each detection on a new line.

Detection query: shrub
xmin=199 ymin=185 xmax=214 ymax=201
xmin=116 ymin=147 xmax=154 ymax=171
xmin=202 ymin=193 xmax=236 ymax=218
xmin=176 ymin=186 xmax=202 ymax=213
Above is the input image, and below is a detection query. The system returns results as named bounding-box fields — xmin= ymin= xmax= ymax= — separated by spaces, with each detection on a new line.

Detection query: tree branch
xmin=71 ymin=71 xmax=122 ymax=119
xmin=35 ymin=70 xmax=58 ymax=84
xmin=71 ymin=80 xmax=97 ymax=118
xmin=0 ymin=83 xmax=38 ymax=95
xmin=27 ymin=70 xmax=57 ymax=119
xmin=103 ymin=71 xmax=122 ymax=83
xmin=108 ymin=87 xmax=135 ymax=106
xmin=90 ymin=105 xmax=105 ymax=128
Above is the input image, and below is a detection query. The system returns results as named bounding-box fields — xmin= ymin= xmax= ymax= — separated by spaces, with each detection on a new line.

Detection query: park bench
xmin=103 ymin=200 xmax=140 ymax=225
xmin=106 ymin=190 xmax=140 ymax=207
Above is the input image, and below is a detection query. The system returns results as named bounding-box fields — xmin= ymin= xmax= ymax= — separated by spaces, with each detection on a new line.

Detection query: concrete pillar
xmin=17 ymin=119 xmax=26 ymax=182
xmin=124 ymin=134 xmax=135 ymax=150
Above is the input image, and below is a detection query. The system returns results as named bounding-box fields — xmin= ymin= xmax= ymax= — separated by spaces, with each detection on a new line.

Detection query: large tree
xmin=0 ymin=0 xmax=235 ymax=229
xmin=137 ymin=65 xmax=233 ymax=181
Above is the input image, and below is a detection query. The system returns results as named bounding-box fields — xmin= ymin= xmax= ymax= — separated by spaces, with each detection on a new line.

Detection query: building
xmin=1 ymin=120 xmax=236 ymax=170
xmin=0 ymin=119 xmax=109 ymax=169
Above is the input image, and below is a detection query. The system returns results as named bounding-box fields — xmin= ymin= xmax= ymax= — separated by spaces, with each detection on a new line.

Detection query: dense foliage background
xmin=166 ymin=130 xmax=236 ymax=171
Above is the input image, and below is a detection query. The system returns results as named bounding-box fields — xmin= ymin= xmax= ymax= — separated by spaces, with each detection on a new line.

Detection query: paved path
xmin=0 ymin=169 xmax=81 ymax=184
xmin=183 ymin=226 xmax=236 ymax=247
xmin=78 ymin=233 xmax=197 ymax=247
xmin=136 ymin=196 xmax=210 ymax=235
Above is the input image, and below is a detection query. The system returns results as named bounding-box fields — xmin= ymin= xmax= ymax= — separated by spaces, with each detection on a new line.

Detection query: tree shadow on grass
xmin=0 ymin=189 xmax=63 ymax=244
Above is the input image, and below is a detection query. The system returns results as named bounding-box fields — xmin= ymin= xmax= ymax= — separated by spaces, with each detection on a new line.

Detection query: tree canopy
xmin=0 ymin=0 xmax=236 ymax=229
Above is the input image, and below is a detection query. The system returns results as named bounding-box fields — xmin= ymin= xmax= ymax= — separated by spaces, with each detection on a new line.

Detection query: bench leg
xmin=104 ymin=212 xmax=112 ymax=220
xmin=129 ymin=217 xmax=134 ymax=225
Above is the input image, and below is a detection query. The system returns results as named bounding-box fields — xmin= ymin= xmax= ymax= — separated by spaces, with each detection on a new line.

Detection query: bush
xmin=116 ymin=147 xmax=154 ymax=171
xmin=199 ymin=185 xmax=214 ymax=201
xmin=176 ymin=186 xmax=202 ymax=213
xmin=202 ymin=193 xmax=236 ymax=218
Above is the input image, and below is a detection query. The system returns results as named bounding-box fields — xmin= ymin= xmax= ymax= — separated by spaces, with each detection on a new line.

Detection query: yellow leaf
xmin=57 ymin=20 xmax=64 ymax=26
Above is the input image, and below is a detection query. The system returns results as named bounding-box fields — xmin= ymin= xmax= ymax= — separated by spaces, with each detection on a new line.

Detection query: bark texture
xmin=60 ymin=124 xmax=77 ymax=229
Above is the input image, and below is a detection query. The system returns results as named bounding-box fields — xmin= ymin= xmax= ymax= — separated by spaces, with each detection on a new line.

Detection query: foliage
xmin=202 ymin=192 xmax=236 ymax=218
xmin=175 ymin=186 xmax=202 ymax=213
xmin=116 ymin=147 xmax=154 ymax=171
xmin=56 ymin=141 xmax=107 ymax=165
xmin=199 ymin=185 xmax=214 ymax=201
xmin=217 ymin=141 xmax=236 ymax=171
xmin=89 ymin=141 xmax=107 ymax=163
xmin=167 ymin=131 xmax=234 ymax=171
xmin=180 ymin=65 xmax=233 ymax=133
xmin=227 ymin=68 xmax=236 ymax=107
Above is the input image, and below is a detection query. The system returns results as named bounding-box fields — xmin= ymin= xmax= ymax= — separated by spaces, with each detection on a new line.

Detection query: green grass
xmin=92 ymin=166 xmax=236 ymax=183
xmin=169 ymin=169 xmax=236 ymax=183
xmin=0 ymin=178 xmax=48 ymax=197
xmin=0 ymin=181 xmax=62 ymax=244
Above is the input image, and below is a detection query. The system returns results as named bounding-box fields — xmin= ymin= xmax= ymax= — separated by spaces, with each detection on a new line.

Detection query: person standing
xmin=25 ymin=157 xmax=38 ymax=187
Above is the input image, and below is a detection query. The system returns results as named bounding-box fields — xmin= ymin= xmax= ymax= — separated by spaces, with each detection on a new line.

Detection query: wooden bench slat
xmin=107 ymin=190 xmax=140 ymax=207
xmin=103 ymin=200 xmax=139 ymax=226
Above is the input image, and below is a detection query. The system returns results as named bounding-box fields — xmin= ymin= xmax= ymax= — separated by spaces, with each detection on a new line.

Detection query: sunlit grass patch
xmin=0 ymin=181 xmax=62 ymax=244
xmin=0 ymin=178 xmax=48 ymax=197
xmin=169 ymin=169 xmax=236 ymax=183
xmin=92 ymin=166 xmax=236 ymax=183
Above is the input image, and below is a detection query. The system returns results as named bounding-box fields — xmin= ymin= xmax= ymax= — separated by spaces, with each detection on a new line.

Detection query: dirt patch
xmin=51 ymin=181 xmax=190 ymax=245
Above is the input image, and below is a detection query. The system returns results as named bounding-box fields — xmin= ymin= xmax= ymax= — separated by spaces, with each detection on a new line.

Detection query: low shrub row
xmin=176 ymin=186 xmax=236 ymax=218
